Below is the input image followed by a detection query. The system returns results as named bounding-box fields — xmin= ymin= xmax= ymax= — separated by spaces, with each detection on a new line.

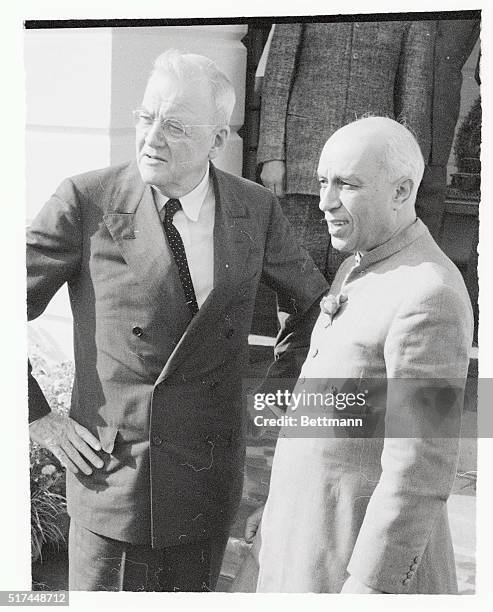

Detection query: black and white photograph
xmin=2 ymin=0 xmax=491 ymax=609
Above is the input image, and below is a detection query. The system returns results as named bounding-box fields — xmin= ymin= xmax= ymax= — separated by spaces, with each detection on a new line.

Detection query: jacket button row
xmin=132 ymin=326 xmax=143 ymax=337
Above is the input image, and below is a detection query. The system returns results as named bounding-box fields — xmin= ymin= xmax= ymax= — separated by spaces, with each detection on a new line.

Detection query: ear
xmin=392 ymin=178 xmax=414 ymax=210
xmin=208 ymin=126 xmax=230 ymax=160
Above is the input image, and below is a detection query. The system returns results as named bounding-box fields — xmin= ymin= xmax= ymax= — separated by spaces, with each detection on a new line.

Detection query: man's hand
xmin=245 ymin=505 xmax=264 ymax=543
xmin=260 ymin=160 xmax=286 ymax=198
xmin=29 ymin=413 xmax=104 ymax=475
xmin=341 ymin=575 xmax=385 ymax=594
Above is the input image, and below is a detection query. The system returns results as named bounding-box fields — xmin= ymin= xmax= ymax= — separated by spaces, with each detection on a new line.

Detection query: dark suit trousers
xmin=68 ymin=520 xmax=229 ymax=591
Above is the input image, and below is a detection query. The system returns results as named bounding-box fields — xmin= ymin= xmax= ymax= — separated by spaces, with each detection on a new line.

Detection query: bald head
xmin=317 ymin=117 xmax=422 ymax=253
xmin=322 ymin=117 xmax=425 ymax=203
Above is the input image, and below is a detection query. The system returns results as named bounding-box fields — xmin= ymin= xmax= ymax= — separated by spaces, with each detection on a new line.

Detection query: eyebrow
xmin=317 ymin=173 xmax=362 ymax=183
xmin=340 ymin=174 xmax=362 ymax=183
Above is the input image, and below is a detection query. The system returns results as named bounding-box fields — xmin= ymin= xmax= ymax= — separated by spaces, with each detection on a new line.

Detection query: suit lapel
xmin=155 ymin=164 xmax=256 ymax=384
xmin=102 ymin=163 xmax=191 ymax=336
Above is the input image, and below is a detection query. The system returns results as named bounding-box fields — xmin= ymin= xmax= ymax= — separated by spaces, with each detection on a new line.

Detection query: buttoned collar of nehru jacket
xmin=151 ymin=167 xmax=214 ymax=312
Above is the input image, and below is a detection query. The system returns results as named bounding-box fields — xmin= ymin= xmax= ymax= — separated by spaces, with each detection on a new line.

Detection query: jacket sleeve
xmin=394 ymin=20 xmax=436 ymax=163
xmin=27 ymin=179 xmax=83 ymax=423
xmin=346 ymin=283 xmax=473 ymax=593
xmin=256 ymin=23 xmax=303 ymax=165
xmin=259 ymin=192 xmax=328 ymax=384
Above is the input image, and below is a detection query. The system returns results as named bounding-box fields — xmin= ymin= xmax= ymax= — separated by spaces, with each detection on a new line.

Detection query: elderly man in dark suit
xmin=257 ymin=20 xmax=435 ymax=282
xmin=27 ymin=49 xmax=327 ymax=592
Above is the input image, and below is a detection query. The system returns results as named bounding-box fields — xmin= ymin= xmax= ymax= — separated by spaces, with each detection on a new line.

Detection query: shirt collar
xmin=152 ymin=166 xmax=211 ymax=222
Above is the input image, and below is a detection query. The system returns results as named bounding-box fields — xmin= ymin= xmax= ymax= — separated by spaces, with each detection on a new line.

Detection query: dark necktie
xmin=163 ymin=198 xmax=199 ymax=317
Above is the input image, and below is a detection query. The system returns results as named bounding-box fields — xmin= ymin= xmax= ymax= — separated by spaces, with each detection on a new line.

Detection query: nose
xmin=319 ymin=182 xmax=341 ymax=213
xmin=145 ymin=119 xmax=166 ymax=147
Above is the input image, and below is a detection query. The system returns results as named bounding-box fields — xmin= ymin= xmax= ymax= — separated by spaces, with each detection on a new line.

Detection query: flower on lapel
xmin=320 ymin=292 xmax=348 ymax=326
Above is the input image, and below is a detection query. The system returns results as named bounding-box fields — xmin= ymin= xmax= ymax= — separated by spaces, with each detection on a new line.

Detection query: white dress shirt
xmin=152 ymin=169 xmax=215 ymax=308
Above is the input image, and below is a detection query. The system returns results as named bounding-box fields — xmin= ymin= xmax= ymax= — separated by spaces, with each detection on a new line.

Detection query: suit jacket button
xmin=410 ymin=563 xmax=418 ymax=571
xmin=407 ymin=571 xmax=414 ymax=578
xmin=226 ymin=328 xmax=235 ymax=338
xmin=132 ymin=326 xmax=143 ymax=337
xmin=152 ymin=435 xmax=163 ymax=446
xmin=414 ymin=555 xmax=421 ymax=563
xmin=402 ymin=578 xmax=411 ymax=586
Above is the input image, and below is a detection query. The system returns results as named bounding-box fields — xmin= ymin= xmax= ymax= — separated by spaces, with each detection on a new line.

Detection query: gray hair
xmin=151 ymin=49 xmax=236 ymax=126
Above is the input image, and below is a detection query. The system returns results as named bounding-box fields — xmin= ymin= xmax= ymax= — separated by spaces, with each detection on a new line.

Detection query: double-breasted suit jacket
xmin=27 ymin=161 xmax=327 ymax=548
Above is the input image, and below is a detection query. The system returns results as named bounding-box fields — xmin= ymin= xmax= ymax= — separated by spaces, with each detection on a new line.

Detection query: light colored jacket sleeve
xmin=346 ymin=282 xmax=473 ymax=593
xmin=256 ymin=23 xmax=303 ymax=165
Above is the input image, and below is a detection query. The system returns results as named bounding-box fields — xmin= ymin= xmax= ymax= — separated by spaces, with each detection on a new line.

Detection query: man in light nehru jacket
xmin=246 ymin=117 xmax=473 ymax=594
xmin=27 ymin=50 xmax=327 ymax=591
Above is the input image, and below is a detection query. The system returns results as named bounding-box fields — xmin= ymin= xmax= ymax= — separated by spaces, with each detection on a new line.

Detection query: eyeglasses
xmin=132 ymin=109 xmax=216 ymax=139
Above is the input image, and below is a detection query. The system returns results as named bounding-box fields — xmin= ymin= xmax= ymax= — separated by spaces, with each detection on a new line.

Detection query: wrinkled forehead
xmin=318 ymin=131 xmax=386 ymax=178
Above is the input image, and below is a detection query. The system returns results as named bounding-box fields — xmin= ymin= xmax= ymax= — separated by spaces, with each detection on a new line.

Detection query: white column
xmin=26 ymin=25 xmax=248 ymax=361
